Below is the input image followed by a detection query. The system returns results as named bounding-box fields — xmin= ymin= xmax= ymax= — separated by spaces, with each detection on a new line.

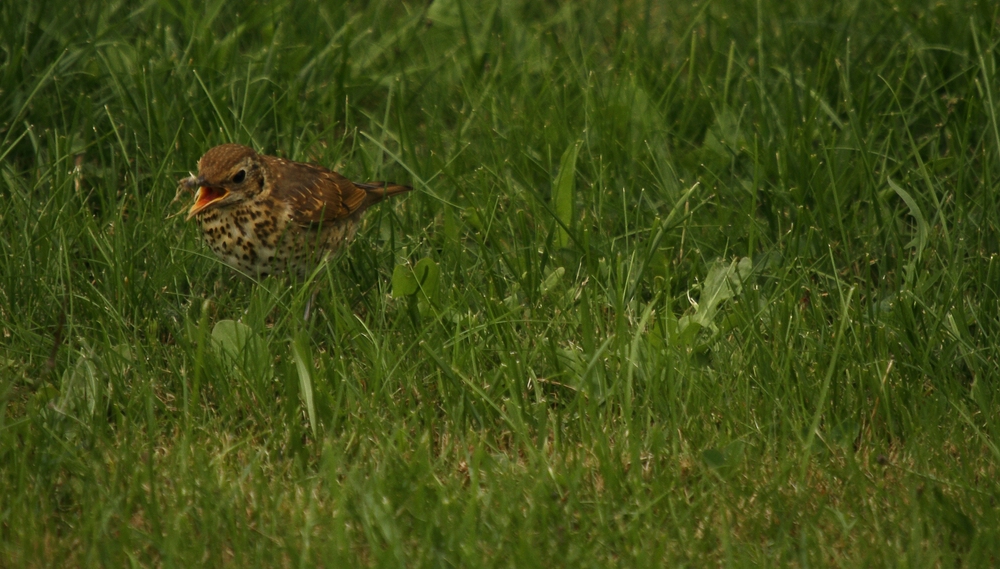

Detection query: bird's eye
xmin=232 ymin=170 xmax=246 ymax=184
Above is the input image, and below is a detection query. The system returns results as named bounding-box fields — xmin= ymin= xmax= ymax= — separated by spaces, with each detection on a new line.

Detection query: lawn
xmin=2 ymin=0 xmax=999 ymax=566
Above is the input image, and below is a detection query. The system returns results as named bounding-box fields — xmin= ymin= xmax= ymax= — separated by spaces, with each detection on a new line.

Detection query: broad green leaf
xmin=553 ymin=141 xmax=580 ymax=248
xmin=392 ymin=264 xmax=418 ymax=297
xmin=676 ymin=257 xmax=752 ymax=342
xmin=442 ymin=205 xmax=460 ymax=242
xmin=465 ymin=207 xmax=485 ymax=231
xmin=211 ymin=319 xmax=271 ymax=380
xmin=704 ymin=106 xmax=747 ymax=157
xmin=30 ymin=384 xmax=60 ymax=413
xmin=673 ymin=317 xmax=702 ymax=346
xmin=828 ymin=420 xmax=860 ymax=448
xmin=887 ymin=178 xmax=928 ymax=259
xmin=697 ymin=257 xmax=751 ymax=319
xmin=211 ymin=320 xmax=253 ymax=361
xmin=702 ymin=442 xmax=744 ymax=472
xmin=723 ymin=441 xmax=745 ymax=464
xmin=291 ymin=332 xmax=317 ymax=439
xmin=427 ymin=0 xmax=460 ymax=27
xmin=414 ymin=257 xmax=440 ymax=300
xmin=393 ymin=258 xmax=440 ymax=302
xmin=59 ymin=347 xmax=100 ymax=417
xmin=702 ymin=448 xmax=726 ymax=469
xmin=540 ymin=266 xmax=564 ymax=296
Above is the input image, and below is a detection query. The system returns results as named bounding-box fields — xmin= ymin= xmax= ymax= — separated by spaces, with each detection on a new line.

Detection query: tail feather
xmin=357 ymin=181 xmax=412 ymax=210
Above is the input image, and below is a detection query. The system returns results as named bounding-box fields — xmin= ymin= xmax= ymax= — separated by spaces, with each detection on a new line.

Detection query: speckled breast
xmin=195 ymin=198 xmax=359 ymax=277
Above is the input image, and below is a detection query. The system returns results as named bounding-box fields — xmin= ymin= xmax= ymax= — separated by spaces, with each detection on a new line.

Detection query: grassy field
xmin=2 ymin=0 xmax=999 ymax=566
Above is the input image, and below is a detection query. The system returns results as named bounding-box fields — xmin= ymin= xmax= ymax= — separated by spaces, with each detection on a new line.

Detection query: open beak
xmin=186 ymin=184 xmax=230 ymax=220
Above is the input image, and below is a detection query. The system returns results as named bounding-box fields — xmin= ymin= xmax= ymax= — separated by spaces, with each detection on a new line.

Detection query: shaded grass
xmin=2 ymin=0 xmax=999 ymax=566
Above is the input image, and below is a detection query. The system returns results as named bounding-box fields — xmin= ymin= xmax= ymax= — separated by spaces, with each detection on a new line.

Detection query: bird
xmin=180 ymin=143 xmax=411 ymax=279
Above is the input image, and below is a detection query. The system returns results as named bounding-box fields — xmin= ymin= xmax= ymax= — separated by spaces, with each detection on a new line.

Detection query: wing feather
xmin=262 ymin=156 xmax=367 ymax=225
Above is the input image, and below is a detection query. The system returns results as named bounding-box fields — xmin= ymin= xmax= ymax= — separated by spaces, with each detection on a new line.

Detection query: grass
xmin=1 ymin=0 xmax=999 ymax=565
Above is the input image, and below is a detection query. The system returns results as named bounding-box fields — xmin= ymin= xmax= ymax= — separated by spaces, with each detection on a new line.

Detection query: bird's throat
xmin=187 ymin=186 xmax=229 ymax=219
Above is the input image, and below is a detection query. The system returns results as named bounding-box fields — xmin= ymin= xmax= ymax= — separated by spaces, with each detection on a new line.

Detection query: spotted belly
xmin=195 ymin=205 xmax=358 ymax=277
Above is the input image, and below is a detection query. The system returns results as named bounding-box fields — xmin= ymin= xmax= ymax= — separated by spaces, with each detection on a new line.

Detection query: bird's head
xmin=183 ymin=144 xmax=266 ymax=220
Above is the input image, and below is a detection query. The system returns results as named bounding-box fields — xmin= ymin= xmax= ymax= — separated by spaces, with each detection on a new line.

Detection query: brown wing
xmin=262 ymin=155 xmax=368 ymax=225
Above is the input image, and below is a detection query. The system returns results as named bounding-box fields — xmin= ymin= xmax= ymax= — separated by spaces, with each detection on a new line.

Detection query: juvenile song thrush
xmin=181 ymin=144 xmax=411 ymax=278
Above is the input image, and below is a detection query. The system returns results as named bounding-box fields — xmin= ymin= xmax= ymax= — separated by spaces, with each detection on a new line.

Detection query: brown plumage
xmin=181 ymin=143 xmax=410 ymax=277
